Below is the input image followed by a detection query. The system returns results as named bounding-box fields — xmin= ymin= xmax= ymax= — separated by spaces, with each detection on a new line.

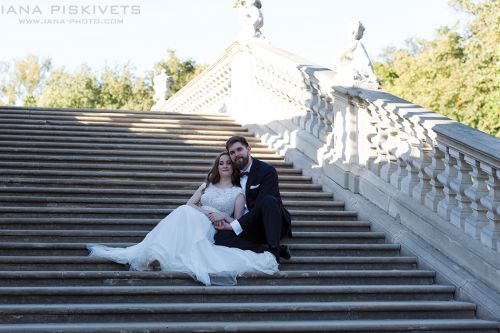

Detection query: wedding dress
xmin=87 ymin=184 xmax=278 ymax=285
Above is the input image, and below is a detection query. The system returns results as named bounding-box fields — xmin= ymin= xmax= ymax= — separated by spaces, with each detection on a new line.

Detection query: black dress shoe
xmin=268 ymin=247 xmax=281 ymax=264
xmin=279 ymin=245 xmax=291 ymax=260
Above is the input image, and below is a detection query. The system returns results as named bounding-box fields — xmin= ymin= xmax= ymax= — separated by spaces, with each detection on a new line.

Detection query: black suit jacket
xmin=238 ymin=158 xmax=292 ymax=237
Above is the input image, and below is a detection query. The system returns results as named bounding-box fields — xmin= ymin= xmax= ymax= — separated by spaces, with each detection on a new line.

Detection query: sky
xmin=1 ymin=0 xmax=468 ymax=75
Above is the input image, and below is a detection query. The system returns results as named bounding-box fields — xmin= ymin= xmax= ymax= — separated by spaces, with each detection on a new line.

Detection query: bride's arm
xmin=187 ymin=183 xmax=211 ymax=216
xmin=233 ymin=193 xmax=246 ymax=220
xmin=207 ymin=193 xmax=245 ymax=224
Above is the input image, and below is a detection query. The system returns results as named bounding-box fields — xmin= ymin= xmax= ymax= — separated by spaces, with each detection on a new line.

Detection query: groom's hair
xmin=226 ymin=136 xmax=249 ymax=151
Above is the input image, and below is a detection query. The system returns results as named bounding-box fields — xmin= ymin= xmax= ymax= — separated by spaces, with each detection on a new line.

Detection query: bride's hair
xmin=206 ymin=152 xmax=241 ymax=187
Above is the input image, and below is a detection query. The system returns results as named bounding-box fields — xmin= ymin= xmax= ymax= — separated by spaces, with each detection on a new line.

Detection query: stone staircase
xmin=0 ymin=106 xmax=498 ymax=332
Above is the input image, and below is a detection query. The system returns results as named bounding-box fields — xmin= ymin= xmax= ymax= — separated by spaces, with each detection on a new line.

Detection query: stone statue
xmin=234 ymin=0 xmax=264 ymax=40
xmin=333 ymin=21 xmax=379 ymax=89
xmin=153 ymin=70 xmax=174 ymax=102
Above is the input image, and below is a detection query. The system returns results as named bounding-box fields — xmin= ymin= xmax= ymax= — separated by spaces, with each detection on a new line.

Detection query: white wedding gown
xmin=87 ymin=184 xmax=278 ymax=285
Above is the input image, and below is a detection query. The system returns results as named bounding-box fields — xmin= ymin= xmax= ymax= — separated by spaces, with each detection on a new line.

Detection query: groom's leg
xmin=214 ymin=230 xmax=265 ymax=253
xmin=244 ymin=195 xmax=283 ymax=248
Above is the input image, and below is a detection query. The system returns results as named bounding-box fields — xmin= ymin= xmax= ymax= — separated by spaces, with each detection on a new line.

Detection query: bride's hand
xmin=207 ymin=212 xmax=227 ymax=223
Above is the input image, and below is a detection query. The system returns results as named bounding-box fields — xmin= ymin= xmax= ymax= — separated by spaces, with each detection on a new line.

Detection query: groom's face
xmin=228 ymin=142 xmax=251 ymax=170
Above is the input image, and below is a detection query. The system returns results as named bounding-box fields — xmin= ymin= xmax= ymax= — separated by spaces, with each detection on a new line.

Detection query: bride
xmin=87 ymin=152 xmax=278 ymax=285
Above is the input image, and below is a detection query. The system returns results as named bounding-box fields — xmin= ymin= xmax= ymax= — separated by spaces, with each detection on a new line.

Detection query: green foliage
xmin=154 ymin=49 xmax=207 ymax=95
xmin=0 ymin=55 xmax=51 ymax=105
xmin=374 ymin=0 xmax=499 ymax=137
xmin=37 ymin=66 xmax=100 ymax=109
xmin=0 ymin=50 xmax=206 ymax=111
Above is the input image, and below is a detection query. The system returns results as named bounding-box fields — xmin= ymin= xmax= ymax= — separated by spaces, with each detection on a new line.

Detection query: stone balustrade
xmin=159 ymin=44 xmax=239 ymax=114
xmin=158 ymin=41 xmax=499 ymax=254
xmin=356 ymin=90 xmax=500 ymax=253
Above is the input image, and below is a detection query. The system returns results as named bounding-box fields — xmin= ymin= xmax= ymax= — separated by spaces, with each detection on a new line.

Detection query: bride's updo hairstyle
xmin=206 ymin=152 xmax=241 ymax=187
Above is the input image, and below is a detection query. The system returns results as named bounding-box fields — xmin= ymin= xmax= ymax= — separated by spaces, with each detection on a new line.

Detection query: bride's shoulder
xmin=232 ymin=186 xmax=245 ymax=194
xmin=197 ymin=182 xmax=209 ymax=191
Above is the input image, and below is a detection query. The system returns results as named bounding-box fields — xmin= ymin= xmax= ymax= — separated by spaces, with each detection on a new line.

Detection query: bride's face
xmin=218 ymin=154 xmax=233 ymax=177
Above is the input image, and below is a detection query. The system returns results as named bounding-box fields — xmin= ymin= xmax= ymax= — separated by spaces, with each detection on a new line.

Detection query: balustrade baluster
xmin=463 ymin=157 xmax=489 ymax=240
xmin=371 ymin=108 xmax=388 ymax=177
xmin=479 ymin=164 xmax=500 ymax=251
xmin=411 ymin=142 xmax=432 ymax=203
xmin=437 ymin=144 xmax=458 ymax=221
xmin=400 ymin=136 xmax=421 ymax=197
xmin=449 ymin=150 xmax=473 ymax=230
xmin=316 ymin=93 xmax=329 ymax=142
xmin=380 ymin=127 xmax=399 ymax=183
xmin=424 ymin=145 xmax=445 ymax=211
xmin=305 ymin=81 xmax=320 ymax=138
xmin=389 ymin=114 xmax=409 ymax=189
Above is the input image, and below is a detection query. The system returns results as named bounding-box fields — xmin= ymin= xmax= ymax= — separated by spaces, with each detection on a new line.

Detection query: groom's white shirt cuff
xmin=230 ymin=220 xmax=243 ymax=235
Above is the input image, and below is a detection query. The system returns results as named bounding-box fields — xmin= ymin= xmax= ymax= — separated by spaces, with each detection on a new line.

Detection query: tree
xmin=154 ymin=49 xmax=206 ymax=95
xmin=97 ymin=64 xmax=154 ymax=110
xmin=37 ymin=66 xmax=100 ymax=109
xmin=37 ymin=64 xmax=154 ymax=111
xmin=0 ymin=55 xmax=51 ymax=106
xmin=374 ymin=0 xmax=499 ymax=137
xmin=1 ymin=50 xmax=205 ymax=111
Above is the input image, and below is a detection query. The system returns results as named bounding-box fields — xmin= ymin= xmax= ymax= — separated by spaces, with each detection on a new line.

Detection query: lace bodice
xmin=200 ymin=183 xmax=244 ymax=217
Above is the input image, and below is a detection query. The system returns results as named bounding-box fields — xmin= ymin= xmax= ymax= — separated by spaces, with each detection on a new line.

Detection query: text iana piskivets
xmin=0 ymin=5 xmax=141 ymax=16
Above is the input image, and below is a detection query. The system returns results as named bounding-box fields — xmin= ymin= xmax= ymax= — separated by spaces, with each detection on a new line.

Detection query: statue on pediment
xmin=153 ymin=70 xmax=174 ymax=103
xmin=234 ymin=0 xmax=264 ymax=40
xmin=334 ymin=21 xmax=379 ymax=89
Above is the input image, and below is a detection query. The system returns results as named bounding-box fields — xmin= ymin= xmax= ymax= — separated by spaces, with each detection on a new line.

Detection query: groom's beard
xmin=234 ymin=155 xmax=249 ymax=170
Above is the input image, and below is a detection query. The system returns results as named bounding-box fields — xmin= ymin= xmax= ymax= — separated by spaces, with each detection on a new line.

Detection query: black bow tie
xmin=239 ymin=171 xmax=249 ymax=177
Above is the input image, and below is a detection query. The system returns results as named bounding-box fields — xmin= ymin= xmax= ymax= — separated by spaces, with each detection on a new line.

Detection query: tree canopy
xmin=374 ymin=0 xmax=499 ymax=137
xmin=0 ymin=51 xmax=206 ymax=111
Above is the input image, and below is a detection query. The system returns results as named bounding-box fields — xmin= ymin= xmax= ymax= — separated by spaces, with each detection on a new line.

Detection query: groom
xmin=212 ymin=136 xmax=292 ymax=263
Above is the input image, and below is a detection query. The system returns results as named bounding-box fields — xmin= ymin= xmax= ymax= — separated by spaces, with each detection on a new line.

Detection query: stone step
xmin=0 ymin=285 xmax=457 ymax=304
xmin=0 ymin=123 xmax=251 ymax=136
xmin=0 ymin=301 xmax=476 ymax=324
xmin=281 ymin=256 xmax=417 ymax=270
xmin=0 ymin=147 xmax=282 ymax=159
xmin=0 ymin=208 xmax=357 ymax=221
xmin=0 ymin=106 xmax=233 ymax=119
xmin=0 ymin=256 xmax=417 ymax=271
xmin=0 ymin=112 xmax=238 ymax=125
xmin=0 ymin=196 xmax=344 ymax=211
xmin=0 ymin=270 xmax=437 ymax=287
xmin=1 ymin=319 xmax=498 ymax=333
xmin=0 ymin=118 xmax=249 ymax=131
xmin=0 ymin=243 xmax=398 ymax=257
xmin=0 ymin=230 xmax=377 ymax=244
xmin=0 ymin=153 xmax=294 ymax=166
xmin=0 ymin=127 xmax=266 ymax=142
xmin=0 ymin=108 xmax=235 ymax=118
xmin=2 ymin=178 xmax=323 ymax=192
xmin=0 ymin=134 xmax=270 ymax=148
xmin=0 ymin=140 xmax=276 ymax=153
xmin=0 ymin=218 xmax=366 ymax=232
xmin=0 ymin=169 xmax=313 ymax=183
xmin=0 ymin=161 xmax=299 ymax=173
xmin=0 ymin=187 xmax=331 ymax=200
